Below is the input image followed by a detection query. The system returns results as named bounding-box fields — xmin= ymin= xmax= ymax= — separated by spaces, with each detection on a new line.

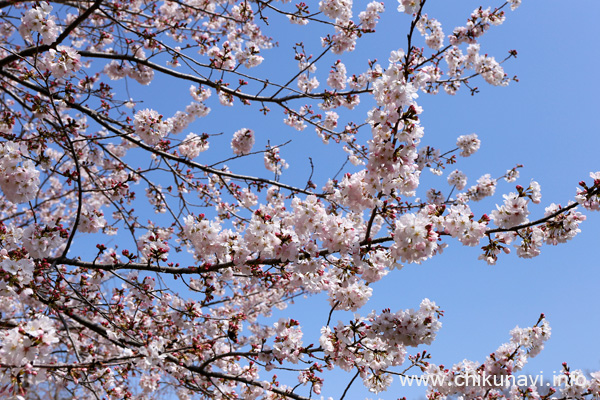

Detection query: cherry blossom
xmin=231 ymin=128 xmax=255 ymax=155
xmin=179 ymin=132 xmax=209 ymax=159
xmin=456 ymin=133 xmax=481 ymax=157
xmin=19 ymin=1 xmax=57 ymax=45
xmin=134 ymin=108 xmax=173 ymax=145
xmin=0 ymin=1 xmax=598 ymax=399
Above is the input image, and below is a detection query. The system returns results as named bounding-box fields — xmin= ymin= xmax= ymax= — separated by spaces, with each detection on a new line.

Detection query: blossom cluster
xmin=0 ymin=142 xmax=40 ymax=204
xmin=133 ymin=108 xmax=173 ymax=146
xmin=179 ymin=133 xmax=209 ymax=159
xmin=44 ymin=46 xmax=81 ymax=79
xmin=391 ymin=210 xmax=440 ymax=263
xmin=0 ymin=315 xmax=59 ymax=366
xmin=231 ymin=128 xmax=255 ymax=155
xmin=320 ymin=299 xmax=442 ymax=393
xmin=19 ymin=1 xmax=57 ymax=44
xmin=424 ymin=318 xmax=551 ymax=398
xmin=22 ymin=223 xmax=67 ymax=259
xmin=0 ymin=249 xmax=35 ymax=285
xmin=104 ymin=57 xmax=155 ymax=85
xmin=417 ymin=14 xmax=445 ymax=50
xmin=456 ymin=133 xmax=481 ymax=157
xmin=576 ymin=171 xmax=600 ymax=211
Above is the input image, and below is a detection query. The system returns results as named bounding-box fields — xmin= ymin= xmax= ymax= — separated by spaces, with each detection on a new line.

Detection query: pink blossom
xmin=456 ymin=133 xmax=481 ymax=157
xmin=231 ymin=129 xmax=255 ymax=156
xmin=134 ymin=108 xmax=172 ymax=145
xmin=180 ymin=133 xmax=209 ymax=159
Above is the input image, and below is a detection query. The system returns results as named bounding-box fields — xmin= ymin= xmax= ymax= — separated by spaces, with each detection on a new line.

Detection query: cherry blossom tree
xmin=0 ymin=1 xmax=598 ymax=399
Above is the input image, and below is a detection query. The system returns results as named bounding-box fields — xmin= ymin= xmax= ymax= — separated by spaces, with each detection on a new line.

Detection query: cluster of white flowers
xmin=359 ymin=1 xmax=384 ymax=30
xmin=231 ymin=128 xmax=255 ymax=155
xmin=487 ymin=197 xmax=585 ymax=260
xmin=397 ymin=0 xmax=421 ymax=15
xmin=284 ymin=109 xmax=308 ymax=131
xmin=183 ymin=214 xmax=233 ymax=261
xmin=491 ymin=182 xmax=540 ymax=230
xmin=77 ymin=207 xmax=107 ymax=234
xmin=0 ymin=142 xmax=40 ymax=204
xmin=426 ymin=188 xmax=444 ymax=204
xmin=319 ymin=0 xmax=353 ymax=22
xmin=508 ymin=0 xmax=522 ymax=11
xmin=44 ymin=46 xmax=81 ymax=79
xmin=288 ymin=12 xmax=309 ymax=26
xmin=19 ymin=1 xmax=57 ymax=44
xmin=133 ymin=108 xmax=173 ymax=146
xmin=0 ymin=315 xmax=59 ymax=366
xmin=444 ymin=204 xmax=487 ymax=246
xmin=576 ymin=171 xmax=600 ymax=211
xmin=271 ymin=319 xmax=303 ymax=363
xmin=456 ymin=133 xmax=480 ymax=157
xmin=390 ymin=211 xmax=439 ymax=263
xmin=362 ymin=55 xmax=425 ymax=198
xmin=542 ymin=203 xmax=586 ymax=245
xmin=424 ymin=318 xmax=551 ymax=398
xmin=163 ymin=87 xmax=212 ymax=134
xmin=333 ymin=171 xmax=376 ymax=212
xmin=513 ymin=226 xmax=544 ymax=258
xmin=372 ymin=66 xmax=418 ymax=109
xmin=103 ymin=60 xmax=130 ymax=80
xmin=238 ymin=187 xmax=258 ymax=208
xmin=327 ymin=23 xmax=359 ymax=54
xmin=327 ymin=273 xmax=373 ymax=311
xmin=444 ymin=42 xmax=509 ymax=92
xmin=169 ymin=102 xmax=211 ymax=134
xmin=505 ymin=167 xmax=520 ymax=182
xmin=447 ymin=169 xmax=467 ymax=190
xmin=444 ymin=46 xmax=465 ymax=79
xmin=244 ymin=208 xmax=291 ymax=260
xmin=297 ymin=73 xmax=319 ymax=93
xmin=319 ymin=299 xmax=440 ymax=392
xmin=510 ymin=321 xmax=551 ymax=357
xmin=449 ymin=7 xmax=506 ymax=46
xmin=320 ymin=111 xmax=339 ymax=134
xmin=139 ymin=373 xmax=161 ymax=393
xmin=207 ymin=45 xmax=236 ymax=71
xmin=327 ymin=61 xmax=347 ymax=90
xmin=137 ymin=229 xmax=171 ymax=262
xmin=371 ymin=299 xmax=442 ymax=347
xmin=417 ymin=14 xmax=444 ymax=50
xmin=0 ymin=249 xmax=35 ymax=285
xmin=236 ymin=43 xmax=264 ymax=68
xmin=189 ymin=85 xmax=212 ymax=103
xmin=413 ymin=64 xmax=442 ymax=93
xmin=137 ymin=337 xmax=168 ymax=369
xmin=491 ymin=192 xmax=530 ymax=229
xmin=179 ymin=133 xmax=209 ymax=159
xmin=464 ymin=174 xmax=496 ymax=202
xmin=22 ymin=223 xmax=66 ymax=259
xmin=475 ymin=53 xmax=508 ymax=86
xmin=558 ymin=370 xmax=600 ymax=399
xmin=359 ymin=249 xmax=393 ymax=283
xmin=104 ymin=48 xmax=156 ymax=85
xmin=264 ymin=146 xmax=289 ymax=174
